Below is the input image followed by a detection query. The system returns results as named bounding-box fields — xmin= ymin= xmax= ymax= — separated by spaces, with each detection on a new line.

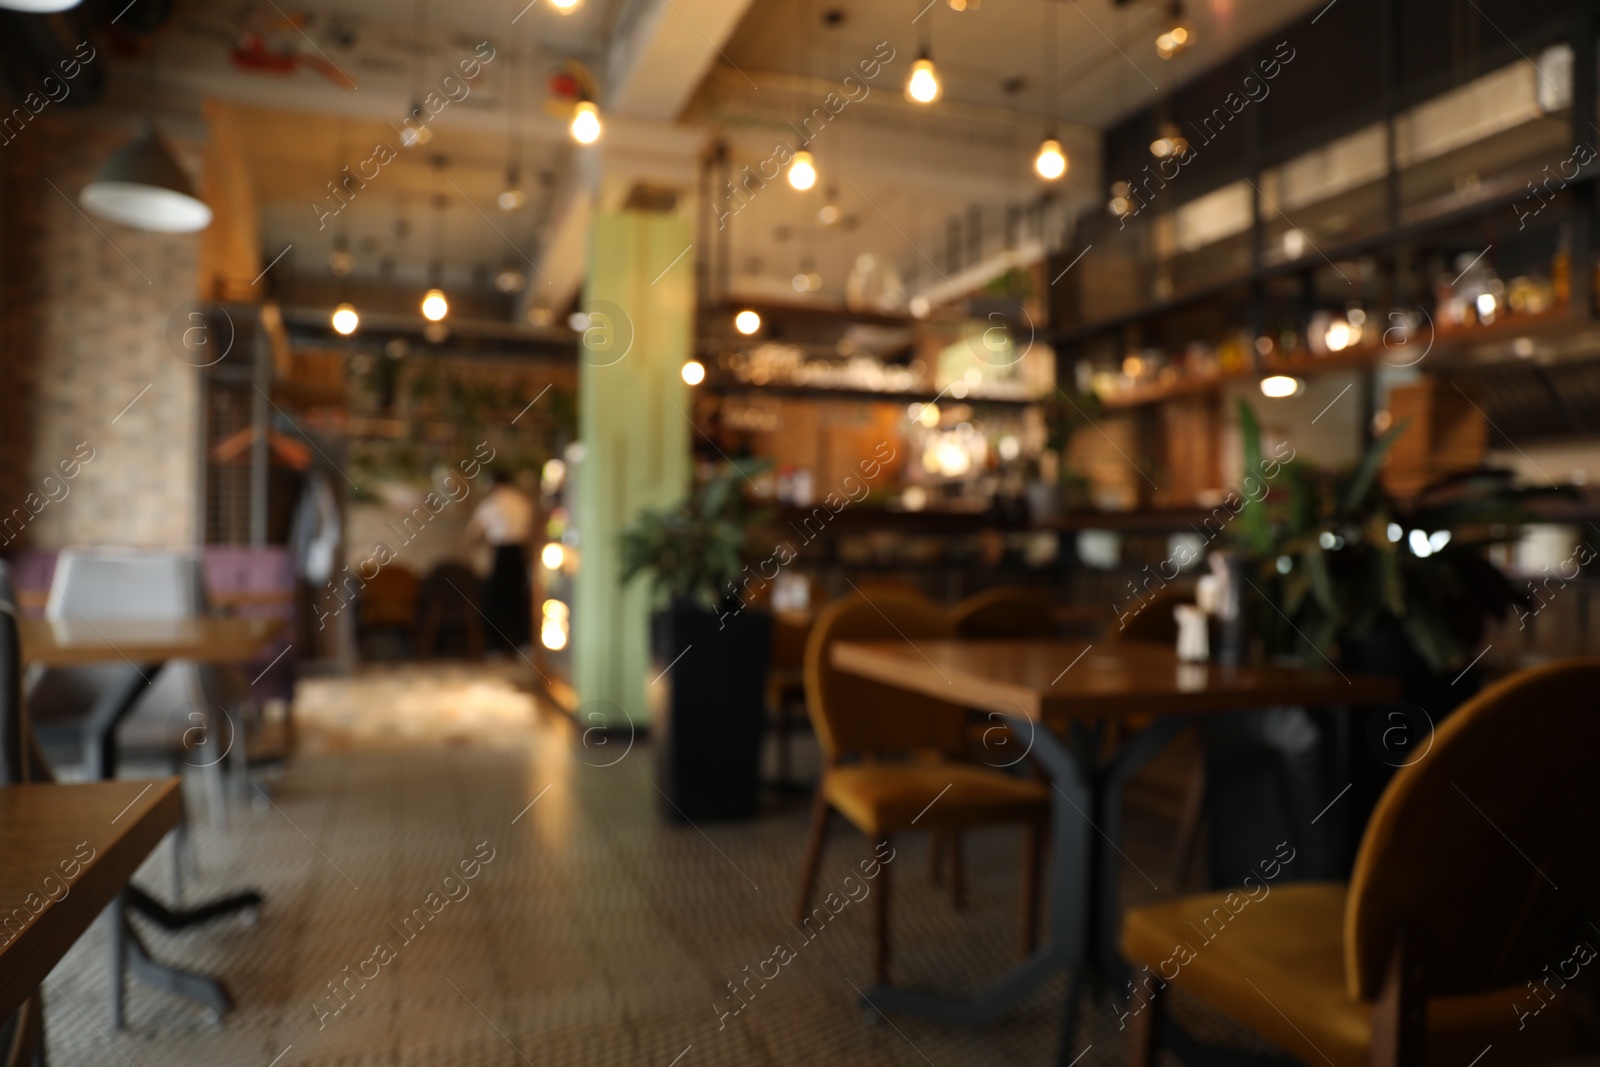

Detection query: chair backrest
xmin=46 ymin=548 xmax=203 ymax=622
xmin=949 ymin=585 xmax=1057 ymax=639
xmin=1344 ymin=658 xmax=1600 ymax=1000
xmin=359 ymin=566 xmax=421 ymax=627
xmin=803 ymin=590 xmax=968 ymax=762
xmin=0 ymin=562 xmax=24 ymax=784
xmin=1109 ymin=585 xmax=1190 ymax=645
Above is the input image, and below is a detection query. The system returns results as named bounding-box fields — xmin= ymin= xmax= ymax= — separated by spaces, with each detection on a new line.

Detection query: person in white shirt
xmin=468 ymin=472 xmax=535 ymax=653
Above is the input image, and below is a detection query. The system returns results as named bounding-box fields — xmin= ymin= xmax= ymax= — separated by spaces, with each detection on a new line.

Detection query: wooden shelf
xmin=1097 ymin=305 xmax=1581 ymax=410
xmin=704 ymin=380 xmax=1036 ymax=407
xmin=703 ymin=298 xmax=915 ymax=328
xmin=768 ymin=505 xmax=1212 ymax=534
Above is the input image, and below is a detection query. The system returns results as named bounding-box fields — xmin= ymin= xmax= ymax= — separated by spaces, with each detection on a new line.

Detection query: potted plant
xmin=1223 ymin=399 xmax=1561 ymax=869
xmin=620 ymin=460 xmax=774 ymax=821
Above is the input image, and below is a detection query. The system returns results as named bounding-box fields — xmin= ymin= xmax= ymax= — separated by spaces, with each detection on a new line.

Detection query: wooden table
xmin=19 ymin=616 xmax=283 ymax=668
xmin=0 ymin=780 xmax=181 ymax=1022
xmin=832 ymin=638 xmax=1400 ymax=1051
xmin=20 ymin=617 xmax=282 ymax=779
xmin=20 ymin=615 xmax=283 ymax=1027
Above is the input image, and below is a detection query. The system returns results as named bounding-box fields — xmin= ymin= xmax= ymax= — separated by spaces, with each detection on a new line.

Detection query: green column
xmin=572 ymin=212 xmax=693 ymax=726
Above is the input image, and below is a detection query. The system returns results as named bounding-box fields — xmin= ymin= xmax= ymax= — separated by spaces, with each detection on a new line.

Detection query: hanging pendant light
xmin=1034 ymin=137 xmax=1067 ymax=181
xmin=498 ymin=169 xmax=525 ymax=212
xmin=420 ymin=184 xmax=449 ymax=321
xmin=904 ymin=51 xmax=942 ymax=104
xmin=495 ymin=258 xmax=528 ymax=293
xmin=1156 ymin=1 xmax=1194 ymax=60
xmin=787 ymin=150 xmax=817 ymax=191
xmin=421 ymin=287 xmax=449 ymax=321
xmin=1033 ymin=3 xmax=1067 ymax=183
xmin=331 ymin=303 xmax=360 ymax=335
xmin=570 ymin=100 xmax=602 ymax=144
xmin=80 ymin=122 xmax=211 ymax=232
xmin=0 ymin=0 xmax=83 ymax=10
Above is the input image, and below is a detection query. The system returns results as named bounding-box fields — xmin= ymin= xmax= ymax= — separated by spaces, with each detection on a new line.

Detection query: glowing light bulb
xmin=421 ymin=288 xmax=449 ymax=322
xmin=1035 ymin=138 xmax=1067 ymax=180
xmin=905 ymin=57 xmax=942 ymax=104
xmin=330 ymin=303 xmax=359 ymax=336
xmin=497 ymin=186 xmax=525 ymax=212
xmin=1324 ymin=319 xmax=1354 ymax=351
xmin=681 ymin=359 xmax=706 ymax=386
xmin=787 ymin=151 xmax=817 ymax=191
xmin=1259 ymin=375 xmax=1303 ymax=398
xmin=550 ymin=0 xmax=581 ymax=9
xmin=541 ymin=543 xmax=566 ymax=570
xmin=495 ymin=264 xmax=527 ymax=293
xmin=734 ymin=309 xmax=761 ymax=335
xmin=570 ymin=101 xmax=601 ymax=144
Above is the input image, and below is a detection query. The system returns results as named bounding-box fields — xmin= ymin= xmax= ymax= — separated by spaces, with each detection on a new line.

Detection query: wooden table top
xmin=831 ymin=639 xmax=1400 ymax=721
xmin=0 ymin=779 xmax=182 ymax=1019
xmin=19 ymin=616 xmax=284 ymax=668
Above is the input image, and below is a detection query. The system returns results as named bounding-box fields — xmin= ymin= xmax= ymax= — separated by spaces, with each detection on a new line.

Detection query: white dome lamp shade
xmin=80 ymin=124 xmax=212 ymax=233
xmin=0 ymin=0 xmax=83 ymax=10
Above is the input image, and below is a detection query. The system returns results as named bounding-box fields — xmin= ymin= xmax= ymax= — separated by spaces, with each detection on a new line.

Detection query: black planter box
xmin=650 ymin=601 xmax=772 ymax=822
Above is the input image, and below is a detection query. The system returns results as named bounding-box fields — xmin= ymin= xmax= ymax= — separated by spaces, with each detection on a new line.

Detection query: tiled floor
xmin=42 ymin=664 xmax=1265 ymax=1066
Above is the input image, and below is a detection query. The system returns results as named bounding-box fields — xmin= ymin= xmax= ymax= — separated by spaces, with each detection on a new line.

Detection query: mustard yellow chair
xmin=949 ymin=585 xmax=1059 ymax=639
xmin=1122 ymin=658 xmax=1600 ymax=1067
xmin=795 ymin=589 xmax=1050 ymax=983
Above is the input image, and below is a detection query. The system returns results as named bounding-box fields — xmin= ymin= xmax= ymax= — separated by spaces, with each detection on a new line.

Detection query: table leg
xmin=123 ymin=921 xmax=232 ymax=1023
xmin=78 ymin=659 xmax=255 ymax=1019
xmin=108 ymin=892 xmax=126 ymax=1030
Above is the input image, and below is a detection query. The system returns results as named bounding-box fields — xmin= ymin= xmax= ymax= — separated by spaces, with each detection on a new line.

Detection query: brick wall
xmin=0 ymin=112 xmax=202 ymax=549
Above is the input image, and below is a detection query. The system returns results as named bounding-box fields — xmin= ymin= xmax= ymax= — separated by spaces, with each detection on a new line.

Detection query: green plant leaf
xmin=1337 ymin=417 xmax=1409 ymax=516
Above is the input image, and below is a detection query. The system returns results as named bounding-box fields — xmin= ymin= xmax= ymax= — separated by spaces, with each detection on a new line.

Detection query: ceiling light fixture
xmin=1155 ymin=1 xmax=1194 ymax=60
xmin=80 ymin=122 xmax=212 ymax=233
xmin=331 ymin=303 xmax=360 ymax=335
xmin=421 ymin=288 xmax=449 ymax=321
xmin=1259 ymin=375 xmax=1303 ymax=398
xmin=1033 ymin=4 xmax=1067 ymax=182
xmin=734 ymin=309 xmax=762 ymax=335
xmin=905 ymin=52 xmax=942 ymax=104
xmin=681 ymin=359 xmax=706 ymax=386
xmin=570 ymin=100 xmax=602 ymax=144
xmin=550 ymin=0 xmax=581 ymax=10
xmin=1035 ymin=138 xmax=1067 ymax=181
xmin=1149 ymin=121 xmax=1189 ymax=158
xmin=787 ymin=150 xmax=817 ymax=190
xmin=0 ymin=0 xmax=83 ymax=9
xmin=495 ymin=259 xmax=527 ymax=293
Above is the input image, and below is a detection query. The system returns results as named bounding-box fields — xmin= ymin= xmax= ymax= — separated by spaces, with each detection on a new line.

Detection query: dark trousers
xmin=481 ymin=544 xmax=531 ymax=652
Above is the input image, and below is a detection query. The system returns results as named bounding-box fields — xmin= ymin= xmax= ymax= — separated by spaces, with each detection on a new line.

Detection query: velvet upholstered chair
xmin=1122 ymin=658 xmax=1600 ymax=1067
xmin=795 ymin=589 xmax=1050 ymax=983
